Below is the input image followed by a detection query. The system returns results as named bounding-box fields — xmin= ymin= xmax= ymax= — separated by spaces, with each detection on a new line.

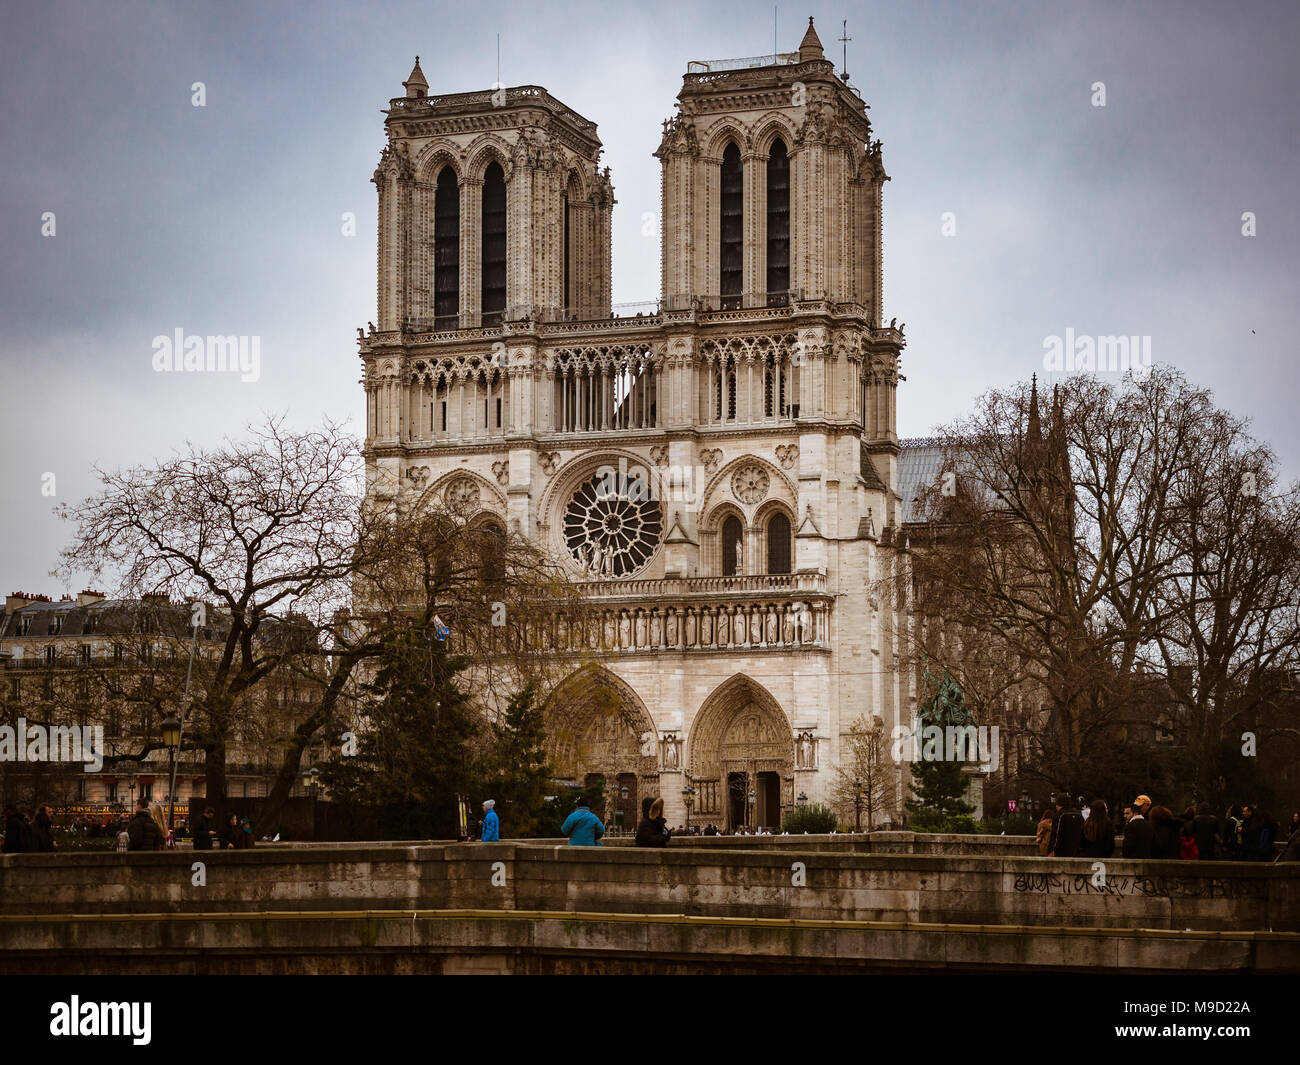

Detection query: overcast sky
xmin=2 ymin=0 xmax=1297 ymax=597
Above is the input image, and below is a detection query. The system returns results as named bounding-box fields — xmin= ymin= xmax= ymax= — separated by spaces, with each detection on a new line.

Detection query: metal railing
xmin=686 ymin=52 xmax=799 ymax=73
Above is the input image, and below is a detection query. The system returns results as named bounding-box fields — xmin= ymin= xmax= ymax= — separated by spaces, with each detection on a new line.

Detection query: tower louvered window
xmin=766 ymin=139 xmax=789 ymax=305
xmin=481 ymin=162 xmax=507 ymax=325
xmin=720 ymin=143 xmax=743 ymax=309
xmin=767 ymin=512 xmax=792 ymax=574
xmin=434 ymin=166 xmax=459 ymax=329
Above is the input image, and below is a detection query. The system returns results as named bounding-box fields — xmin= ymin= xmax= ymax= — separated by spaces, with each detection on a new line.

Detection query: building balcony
xmin=574 ymin=572 xmax=826 ymax=601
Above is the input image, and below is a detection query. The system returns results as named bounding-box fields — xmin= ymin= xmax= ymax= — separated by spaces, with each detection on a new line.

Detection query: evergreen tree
xmin=906 ymin=670 xmax=975 ymax=823
xmin=321 ymin=622 xmax=482 ymax=839
xmin=478 ymin=684 xmax=554 ymax=837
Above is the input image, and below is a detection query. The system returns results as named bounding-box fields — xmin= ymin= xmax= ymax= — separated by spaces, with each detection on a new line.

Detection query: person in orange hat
xmin=1123 ymin=794 xmax=1154 ymax=858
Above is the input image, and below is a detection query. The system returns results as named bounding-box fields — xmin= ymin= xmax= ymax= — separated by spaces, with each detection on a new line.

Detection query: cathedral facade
xmin=358 ymin=20 xmax=918 ymax=830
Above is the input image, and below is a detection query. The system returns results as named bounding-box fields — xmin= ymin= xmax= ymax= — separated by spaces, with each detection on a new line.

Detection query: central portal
xmin=688 ymin=675 xmax=794 ymax=832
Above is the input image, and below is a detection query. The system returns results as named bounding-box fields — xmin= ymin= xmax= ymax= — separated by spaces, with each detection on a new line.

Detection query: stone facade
xmin=358 ymin=24 xmax=920 ymax=830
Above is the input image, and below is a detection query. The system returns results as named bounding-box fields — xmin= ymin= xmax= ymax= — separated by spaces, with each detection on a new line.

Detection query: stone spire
xmin=798 ymin=17 xmax=824 ymax=61
xmin=1026 ymin=372 xmax=1042 ymax=448
xmin=403 ymin=56 xmax=428 ymax=98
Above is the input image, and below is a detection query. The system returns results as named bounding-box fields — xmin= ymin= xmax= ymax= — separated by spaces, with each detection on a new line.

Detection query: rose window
xmin=563 ymin=472 xmax=662 ymax=578
xmin=732 ymin=464 xmax=770 ymax=504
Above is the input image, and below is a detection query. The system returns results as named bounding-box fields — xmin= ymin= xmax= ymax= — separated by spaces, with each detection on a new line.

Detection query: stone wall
xmin=3 ymin=844 xmax=1295 ymax=933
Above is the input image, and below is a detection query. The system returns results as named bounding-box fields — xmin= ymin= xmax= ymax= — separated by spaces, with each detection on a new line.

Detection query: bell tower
xmin=656 ymin=17 xmax=887 ymax=320
xmin=374 ymin=63 xmax=614 ymax=332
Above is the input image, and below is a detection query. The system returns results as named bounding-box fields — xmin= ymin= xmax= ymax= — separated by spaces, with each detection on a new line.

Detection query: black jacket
xmin=1122 ymin=816 xmax=1154 ymax=858
xmin=1192 ymin=815 xmax=1220 ymax=860
xmin=1152 ymin=820 xmax=1181 ymax=860
xmin=192 ymin=815 xmax=217 ymax=851
xmin=1050 ymin=810 xmax=1084 ymax=857
xmin=32 ymin=811 xmax=56 ymax=852
xmin=1079 ymin=818 xmax=1114 ymax=858
xmin=127 ymin=811 xmax=163 ymax=851
xmin=2 ymin=813 xmax=34 ymax=853
xmin=635 ymin=815 xmax=670 ymax=847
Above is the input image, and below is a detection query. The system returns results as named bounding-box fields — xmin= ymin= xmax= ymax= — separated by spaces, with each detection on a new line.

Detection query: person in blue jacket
xmin=561 ymin=797 xmax=604 ymax=846
xmin=480 ymin=799 xmax=500 ymax=842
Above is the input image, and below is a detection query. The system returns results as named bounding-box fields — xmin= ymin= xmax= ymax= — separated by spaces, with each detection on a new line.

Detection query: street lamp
xmin=797 ymin=791 xmax=808 ymax=809
xmin=302 ymin=767 xmax=321 ymax=841
xmin=682 ymin=783 xmax=695 ymax=830
xmin=161 ymin=715 xmax=181 ymax=838
xmin=747 ymin=786 xmax=756 ymax=829
xmin=853 ymin=776 xmax=863 ymax=832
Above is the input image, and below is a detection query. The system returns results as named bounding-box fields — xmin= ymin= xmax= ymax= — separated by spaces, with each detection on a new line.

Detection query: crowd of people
xmin=1 ymin=799 xmax=260 ymax=852
xmin=1035 ymin=794 xmax=1300 ymax=861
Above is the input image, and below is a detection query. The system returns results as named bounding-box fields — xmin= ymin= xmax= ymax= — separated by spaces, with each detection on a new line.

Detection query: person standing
xmin=1253 ymin=810 xmax=1278 ymax=861
xmin=1149 ymin=806 xmax=1181 ymax=859
xmin=1036 ymin=808 xmax=1055 ymax=856
xmin=192 ymin=807 xmax=218 ymax=851
xmin=218 ymin=813 xmax=241 ymax=850
xmin=560 ymin=797 xmax=604 ymax=847
xmin=1079 ymin=800 xmax=1114 ymax=858
xmin=480 ymin=800 xmax=500 ymax=842
xmin=127 ymin=799 xmax=163 ymax=851
xmin=635 ymin=796 xmax=671 ymax=848
xmin=1122 ymin=796 xmax=1154 ymax=859
xmin=1049 ymin=796 xmax=1084 ymax=857
xmin=1192 ymin=802 xmax=1220 ymax=861
xmin=2 ymin=806 xmax=33 ymax=853
xmin=32 ymin=804 xmax=56 ymax=852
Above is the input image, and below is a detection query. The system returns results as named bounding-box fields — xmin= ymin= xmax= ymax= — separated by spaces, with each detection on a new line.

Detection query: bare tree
xmin=831 ymin=715 xmax=895 ymax=830
xmin=898 ymin=366 xmax=1300 ymax=802
xmin=56 ymin=417 xmax=367 ymax=829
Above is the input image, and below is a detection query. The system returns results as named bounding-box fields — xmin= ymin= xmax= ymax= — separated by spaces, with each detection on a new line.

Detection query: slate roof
xmin=897 ymin=437 xmax=946 ymax=524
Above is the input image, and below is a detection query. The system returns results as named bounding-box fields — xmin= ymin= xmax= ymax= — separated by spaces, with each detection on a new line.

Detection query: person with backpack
xmin=127 ymin=799 xmax=164 ymax=851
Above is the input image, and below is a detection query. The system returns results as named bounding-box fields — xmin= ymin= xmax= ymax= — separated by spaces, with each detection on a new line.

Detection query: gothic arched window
xmin=721 ymin=515 xmax=743 ymax=577
xmin=481 ymin=161 xmax=507 ymax=325
xmin=720 ymin=142 xmax=743 ymax=309
xmin=434 ymin=166 xmax=460 ymax=328
xmin=477 ymin=520 xmax=507 ymax=583
xmin=766 ymin=511 xmax=792 ymax=574
xmin=766 ymin=139 xmax=789 ymax=304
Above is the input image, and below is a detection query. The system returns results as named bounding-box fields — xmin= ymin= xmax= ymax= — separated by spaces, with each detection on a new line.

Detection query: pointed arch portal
xmin=544 ymin=666 xmax=658 ymax=827
xmin=687 ymin=674 xmax=794 ymax=831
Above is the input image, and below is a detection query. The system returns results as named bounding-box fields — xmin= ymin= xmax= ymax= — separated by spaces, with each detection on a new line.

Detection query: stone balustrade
xmin=525 ymin=596 xmax=830 ymax=654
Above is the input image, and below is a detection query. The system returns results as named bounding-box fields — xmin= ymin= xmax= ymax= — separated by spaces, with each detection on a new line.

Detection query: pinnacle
xmin=799 ymin=16 xmax=824 ymax=61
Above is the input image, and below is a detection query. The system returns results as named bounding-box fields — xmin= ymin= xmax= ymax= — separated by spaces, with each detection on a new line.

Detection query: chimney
xmin=6 ymin=592 xmax=46 ymax=616
xmin=77 ymin=589 xmax=107 ymax=606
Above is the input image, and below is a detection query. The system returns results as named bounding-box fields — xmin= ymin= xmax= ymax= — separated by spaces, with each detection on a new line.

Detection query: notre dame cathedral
xmin=358 ymin=19 xmax=939 ymax=831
